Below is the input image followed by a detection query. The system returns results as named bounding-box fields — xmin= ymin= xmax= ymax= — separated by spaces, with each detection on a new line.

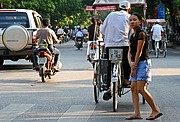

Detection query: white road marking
xmin=57 ymin=105 xmax=96 ymax=122
xmin=0 ymin=104 xmax=34 ymax=122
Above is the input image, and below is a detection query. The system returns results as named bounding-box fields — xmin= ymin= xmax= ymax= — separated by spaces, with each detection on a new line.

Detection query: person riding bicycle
xmin=150 ymin=19 xmax=164 ymax=51
xmin=32 ymin=18 xmax=60 ymax=71
xmin=100 ymin=1 xmax=131 ymax=101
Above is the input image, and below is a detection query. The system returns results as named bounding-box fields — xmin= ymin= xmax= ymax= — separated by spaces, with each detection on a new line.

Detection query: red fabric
xmin=86 ymin=6 xmax=116 ymax=12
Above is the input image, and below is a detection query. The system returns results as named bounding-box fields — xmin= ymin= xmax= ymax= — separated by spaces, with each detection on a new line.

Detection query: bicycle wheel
xmin=93 ymin=79 xmax=99 ymax=103
xmin=155 ymin=41 xmax=159 ymax=58
xmin=155 ymin=49 xmax=159 ymax=58
xmin=163 ymin=42 xmax=167 ymax=58
xmin=113 ymin=81 xmax=118 ymax=112
xmin=93 ymin=63 xmax=101 ymax=103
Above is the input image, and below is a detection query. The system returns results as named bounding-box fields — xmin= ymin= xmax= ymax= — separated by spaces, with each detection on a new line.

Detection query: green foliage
xmin=1 ymin=0 xmax=178 ymax=30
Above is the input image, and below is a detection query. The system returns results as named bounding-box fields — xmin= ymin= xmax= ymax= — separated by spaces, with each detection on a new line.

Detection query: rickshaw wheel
xmin=94 ymin=78 xmax=99 ymax=103
xmin=113 ymin=82 xmax=118 ymax=112
xmin=155 ymin=49 xmax=159 ymax=58
xmin=93 ymin=64 xmax=101 ymax=103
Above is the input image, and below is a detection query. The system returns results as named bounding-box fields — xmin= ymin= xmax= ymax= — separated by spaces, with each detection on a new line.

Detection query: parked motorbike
xmin=37 ymin=44 xmax=62 ymax=82
xmin=75 ymin=37 xmax=83 ymax=50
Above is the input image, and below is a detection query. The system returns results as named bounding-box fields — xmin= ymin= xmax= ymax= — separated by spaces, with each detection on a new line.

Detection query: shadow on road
xmin=0 ymin=64 xmax=32 ymax=70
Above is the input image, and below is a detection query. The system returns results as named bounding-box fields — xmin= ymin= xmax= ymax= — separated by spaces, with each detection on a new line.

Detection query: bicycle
xmin=93 ymin=42 xmax=146 ymax=111
xmin=93 ymin=44 xmax=131 ymax=111
xmin=154 ymin=34 xmax=167 ymax=58
xmin=93 ymin=41 xmax=107 ymax=103
xmin=108 ymin=47 xmax=124 ymax=111
xmin=154 ymin=39 xmax=160 ymax=58
xmin=161 ymin=34 xmax=167 ymax=58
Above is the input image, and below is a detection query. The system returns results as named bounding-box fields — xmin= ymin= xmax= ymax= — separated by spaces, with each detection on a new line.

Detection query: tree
xmin=161 ymin=0 xmax=180 ymax=33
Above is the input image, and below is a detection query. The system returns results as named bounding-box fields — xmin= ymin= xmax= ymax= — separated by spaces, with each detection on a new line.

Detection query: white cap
xmin=155 ymin=19 xmax=160 ymax=23
xmin=119 ymin=0 xmax=131 ymax=9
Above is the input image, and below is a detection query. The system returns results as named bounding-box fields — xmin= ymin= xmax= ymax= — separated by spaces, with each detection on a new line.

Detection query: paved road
xmin=0 ymin=40 xmax=180 ymax=122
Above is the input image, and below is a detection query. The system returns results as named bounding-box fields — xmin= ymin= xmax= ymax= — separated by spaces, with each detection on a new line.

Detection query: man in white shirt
xmin=100 ymin=0 xmax=131 ymax=100
xmin=75 ymin=28 xmax=84 ymax=46
xmin=56 ymin=27 xmax=64 ymax=39
xmin=82 ymin=27 xmax=88 ymax=37
xmin=151 ymin=20 xmax=164 ymax=50
xmin=75 ymin=29 xmax=84 ymax=37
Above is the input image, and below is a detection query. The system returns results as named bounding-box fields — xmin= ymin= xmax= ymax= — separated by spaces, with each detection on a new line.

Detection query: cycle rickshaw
xmin=146 ymin=19 xmax=168 ymax=58
xmin=86 ymin=0 xmax=148 ymax=112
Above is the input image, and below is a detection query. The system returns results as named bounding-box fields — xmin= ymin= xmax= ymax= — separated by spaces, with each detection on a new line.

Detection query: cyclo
xmin=146 ymin=19 xmax=168 ymax=58
xmin=87 ymin=0 xmax=147 ymax=112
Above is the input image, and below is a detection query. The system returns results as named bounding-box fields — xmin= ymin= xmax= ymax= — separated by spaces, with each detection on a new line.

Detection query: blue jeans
xmin=32 ymin=45 xmax=60 ymax=68
xmin=130 ymin=59 xmax=152 ymax=82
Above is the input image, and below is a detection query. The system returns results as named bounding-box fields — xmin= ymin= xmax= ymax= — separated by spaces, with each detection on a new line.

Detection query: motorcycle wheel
xmin=40 ymin=67 xmax=46 ymax=82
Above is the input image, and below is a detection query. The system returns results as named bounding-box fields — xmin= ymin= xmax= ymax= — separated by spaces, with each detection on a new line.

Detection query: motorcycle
xmin=75 ymin=37 xmax=83 ymax=50
xmin=63 ymin=33 xmax=69 ymax=43
xmin=38 ymin=44 xmax=62 ymax=82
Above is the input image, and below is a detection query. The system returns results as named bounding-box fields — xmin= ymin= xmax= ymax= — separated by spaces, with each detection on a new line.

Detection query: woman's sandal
xmin=146 ymin=113 xmax=163 ymax=120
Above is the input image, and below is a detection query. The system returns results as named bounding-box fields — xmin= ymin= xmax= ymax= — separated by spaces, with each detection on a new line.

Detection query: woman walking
xmin=126 ymin=13 xmax=163 ymax=120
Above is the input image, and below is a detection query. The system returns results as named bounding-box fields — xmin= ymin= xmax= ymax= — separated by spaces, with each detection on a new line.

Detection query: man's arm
xmin=35 ymin=30 xmax=41 ymax=44
xmin=161 ymin=26 xmax=164 ymax=32
xmin=52 ymin=30 xmax=60 ymax=43
xmin=100 ymin=15 xmax=109 ymax=35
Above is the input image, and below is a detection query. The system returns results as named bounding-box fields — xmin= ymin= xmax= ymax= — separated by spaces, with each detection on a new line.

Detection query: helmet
xmin=77 ymin=25 xmax=80 ymax=29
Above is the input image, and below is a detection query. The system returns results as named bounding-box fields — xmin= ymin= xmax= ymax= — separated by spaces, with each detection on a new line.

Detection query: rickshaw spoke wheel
xmin=113 ymin=82 xmax=118 ymax=112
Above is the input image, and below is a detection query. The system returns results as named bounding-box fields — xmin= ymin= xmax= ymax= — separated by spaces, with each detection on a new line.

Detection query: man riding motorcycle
xmin=32 ymin=18 xmax=60 ymax=71
xmin=75 ymin=27 xmax=84 ymax=47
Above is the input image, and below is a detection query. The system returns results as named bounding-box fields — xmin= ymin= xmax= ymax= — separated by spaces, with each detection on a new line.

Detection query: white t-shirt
xmin=100 ymin=10 xmax=130 ymax=47
xmin=75 ymin=31 xmax=84 ymax=37
xmin=57 ymin=28 xmax=64 ymax=35
xmin=82 ymin=29 xmax=88 ymax=35
xmin=151 ymin=24 xmax=164 ymax=41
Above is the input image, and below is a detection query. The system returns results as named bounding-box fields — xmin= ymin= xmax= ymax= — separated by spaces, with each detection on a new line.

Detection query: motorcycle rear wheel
xmin=40 ymin=67 xmax=46 ymax=82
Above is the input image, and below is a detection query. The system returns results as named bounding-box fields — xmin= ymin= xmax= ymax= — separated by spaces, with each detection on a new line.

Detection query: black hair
xmin=78 ymin=28 xmax=81 ymax=31
xmin=42 ymin=18 xmax=50 ymax=26
xmin=131 ymin=12 xmax=143 ymax=21
xmin=91 ymin=17 xmax=96 ymax=25
xmin=96 ymin=18 xmax=102 ymax=26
